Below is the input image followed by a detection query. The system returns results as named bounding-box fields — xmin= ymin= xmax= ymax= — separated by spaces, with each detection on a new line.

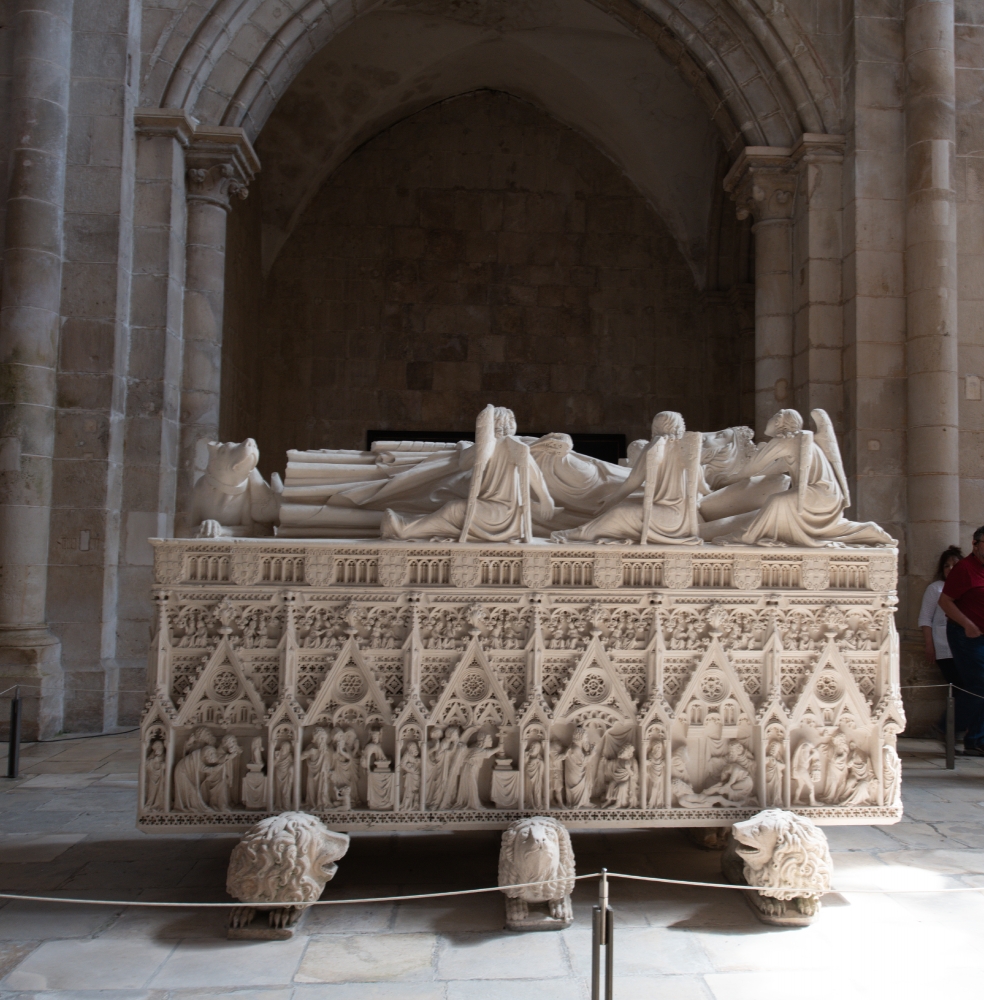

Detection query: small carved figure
xmin=227 ymin=812 xmax=350 ymax=939
xmin=241 ymin=737 xmax=266 ymax=810
xmin=498 ymin=817 xmax=576 ymax=930
xmin=144 ymin=740 xmax=166 ymax=811
xmin=792 ymin=741 xmax=821 ymax=807
xmin=361 ymin=729 xmax=390 ymax=772
xmin=173 ymin=728 xmax=218 ymax=812
xmin=191 ymin=438 xmax=282 ymax=538
xmin=549 ymin=742 xmax=569 ymax=807
xmin=425 ymin=727 xmax=444 ymax=808
xmin=300 ymin=728 xmax=334 ymax=808
xmin=454 ymin=733 xmax=501 ymax=810
xmin=819 ymin=732 xmax=850 ymax=804
xmin=702 ymin=741 xmax=757 ymax=806
xmin=331 ymin=729 xmax=360 ymax=806
xmin=670 ymin=746 xmax=707 ymax=809
xmin=202 ymin=734 xmax=242 ymax=811
xmin=764 ymin=739 xmax=785 ymax=808
xmin=564 ymin=729 xmax=596 ymax=808
xmin=400 ymin=741 xmax=421 ymax=811
xmin=273 ymin=739 xmax=294 ymax=811
xmin=524 ymin=742 xmax=547 ymax=811
xmin=721 ymin=809 xmax=833 ymax=926
xmin=645 ymin=741 xmax=665 ymax=808
xmin=842 ymin=740 xmax=874 ymax=806
xmin=882 ymin=744 xmax=901 ymax=807
xmin=438 ymin=725 xmax=467 ymax=810
xmin=603 ymin=744 xmax=639 ymax=809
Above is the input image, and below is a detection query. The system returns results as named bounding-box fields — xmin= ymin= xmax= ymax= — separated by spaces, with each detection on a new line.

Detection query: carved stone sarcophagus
xmin=139 ymin=540 xmax=903 ymax=832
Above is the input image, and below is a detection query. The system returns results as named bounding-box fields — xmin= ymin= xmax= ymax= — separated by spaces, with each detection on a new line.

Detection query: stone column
xmin=0 ymin=0 xmax=75 ymax=738
xmin=905 ymin=0 xmax=960 ymax=588
xmin=725 ymin=148 xmax=798 ymax=437
xmin=178 ymin=129 xmax=259 ymax=530
xmin=791 ymin=135 xmax=846 ymax=429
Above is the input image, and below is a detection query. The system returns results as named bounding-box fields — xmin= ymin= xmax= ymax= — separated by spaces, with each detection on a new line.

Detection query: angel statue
xmin=718 ymin=409 xmax=894 ymax=547
xmin=552 ymin=411 xmax=703 ymax=545
xmin=380 ymin=405 xmax=555 ymax=542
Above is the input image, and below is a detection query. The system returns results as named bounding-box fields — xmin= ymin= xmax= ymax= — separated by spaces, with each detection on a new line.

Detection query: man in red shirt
xmin=940 ymin=527 xmax=984 ymax=755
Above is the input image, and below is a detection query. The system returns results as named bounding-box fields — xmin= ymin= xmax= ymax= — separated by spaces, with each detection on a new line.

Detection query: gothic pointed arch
xmin=175 ymin=637 xmax=267 ymax=727
xmin=302 ymin=636 xmax=394 ymax=728
xmin=554 ymin=636 xmax=638 ymax=728
xmin=428 ymin=636 xmax=517 ymax=729
xmin=791 ymin=638 xmax=872 ymax=731
xmin=674 ymin=636 xmax=756 ymax=731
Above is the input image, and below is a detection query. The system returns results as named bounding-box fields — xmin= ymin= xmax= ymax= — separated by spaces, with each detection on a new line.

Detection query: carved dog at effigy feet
xmin=191 ymin=438 xmax=282 ymax=538
xmin=498 ymin=817 xmax=575 ymax=931
xmin=721 ymin=809 xmax=833 ymax=926
xmin=226 ymin=812 xmax=350 ymax=938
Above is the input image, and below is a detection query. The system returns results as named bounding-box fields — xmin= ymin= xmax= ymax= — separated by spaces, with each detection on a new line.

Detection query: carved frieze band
xmin=140 ymin=541 xmax=903 ymax=832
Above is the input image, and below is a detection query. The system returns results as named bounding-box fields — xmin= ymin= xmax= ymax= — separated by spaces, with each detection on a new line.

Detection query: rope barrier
xmin=2 ymin=869 xmax=984 ymax=910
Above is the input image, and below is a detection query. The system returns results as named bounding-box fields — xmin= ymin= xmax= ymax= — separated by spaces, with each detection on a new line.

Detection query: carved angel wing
xmin=797 ymin=430 xmax=814 ymax=514
xmin=459 ymin=405 xmax=497 ymax=543
xmin=811 ymin=408 xmax=850 ymax=509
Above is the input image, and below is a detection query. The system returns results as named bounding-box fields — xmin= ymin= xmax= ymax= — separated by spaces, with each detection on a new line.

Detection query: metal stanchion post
xmin=7 ymin=687 xmax=21 ymax=779
xmin=946 ymin=684 xmax=956 ymax=770
xmin=591 ymin=869 xmax=614 ymax=1000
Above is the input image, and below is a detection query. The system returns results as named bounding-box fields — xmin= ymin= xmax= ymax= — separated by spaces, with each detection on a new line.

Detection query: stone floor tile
xmin=292 ymin=985 xmax=445 ymax=999
xmin=44 ymin=744 xmax=124 ymax=761
xmin=0 ymin=942 xmax=36 ymax=981
xmin=608 ymin=975 xmax=713 ymax=1000
xmin=167 ymin=990 xmax=291 ymax=1000
xmin=391 ymin=895 xmax=504 ymax=933
xmin=692 ymin=923 xmax=833 ymax=973
xmin=822 ymin=825 xmax=901 ymax=851
xmin=0 ymin=900 xmax=120 ymax=940
xmin=0 ymin=834 xmax=86 ymax=862
xmin=565 ymin=925 xmax=712 ymax=977
xmin=16 ymin=762 xmax=98 ymax=775
xmin=148 ymin=937 xmax=308 ymax=988
xmin=875 ymin=847 xmax=984 ymax=875
xmin=99 ymin=906 xmax=229 ymax=940
xmin=435 ymin=931 xmax=568 ymax=980
xmin=303 ymin=902 xmax=395 ymax=934
xmin=0 ymin=992 xmax=165 ymax=1000
xmin=2 ymin=937 xmax=175 ymax=989
xmin=295 ymin=932 xmax=437 ymax=983
xmin=14 ymin=775 xmax=100 ymax=789
xmin=704 ymin=971 xmax=866 ymax=1000
xmin=913 ymin=823 xmax=984 ymax=849
xmin=878 ymin=820 xmax=954 ymax=848
xmin=446 ymin=978 xmax=579 ymax=1000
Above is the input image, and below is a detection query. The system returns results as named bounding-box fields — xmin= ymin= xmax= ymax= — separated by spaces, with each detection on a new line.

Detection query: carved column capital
xmin=185 ymin=125 xmax=260 ymax=211
xmin=724 ymin=146 xmax=797 ymax=223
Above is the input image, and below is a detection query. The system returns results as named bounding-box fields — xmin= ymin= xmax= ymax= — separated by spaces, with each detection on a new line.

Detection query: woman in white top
xmin=918 ymin=546 xmax=963 ymax=733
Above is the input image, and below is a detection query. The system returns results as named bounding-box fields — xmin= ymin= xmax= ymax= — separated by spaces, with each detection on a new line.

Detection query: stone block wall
xmin=225 ymin=91 xmax=751 ymax=474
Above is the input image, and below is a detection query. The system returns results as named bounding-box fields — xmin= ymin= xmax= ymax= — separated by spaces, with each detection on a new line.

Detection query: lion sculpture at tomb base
xmin=225 ymin=812 xmax=350 ymax=939
xmin=721 ymin=809 xmax=833 ymax=926
xmin=498 ymin=816 xmax=576 ymax=931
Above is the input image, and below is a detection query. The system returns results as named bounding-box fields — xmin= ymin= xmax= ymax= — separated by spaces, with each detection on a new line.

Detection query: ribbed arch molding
xmin=142 ymin=0 xmax=838 ymax=150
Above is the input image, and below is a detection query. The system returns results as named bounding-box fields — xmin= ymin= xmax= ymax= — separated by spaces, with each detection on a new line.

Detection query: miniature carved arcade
xmin=140 ymin=407 xmax=903 ymax=839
